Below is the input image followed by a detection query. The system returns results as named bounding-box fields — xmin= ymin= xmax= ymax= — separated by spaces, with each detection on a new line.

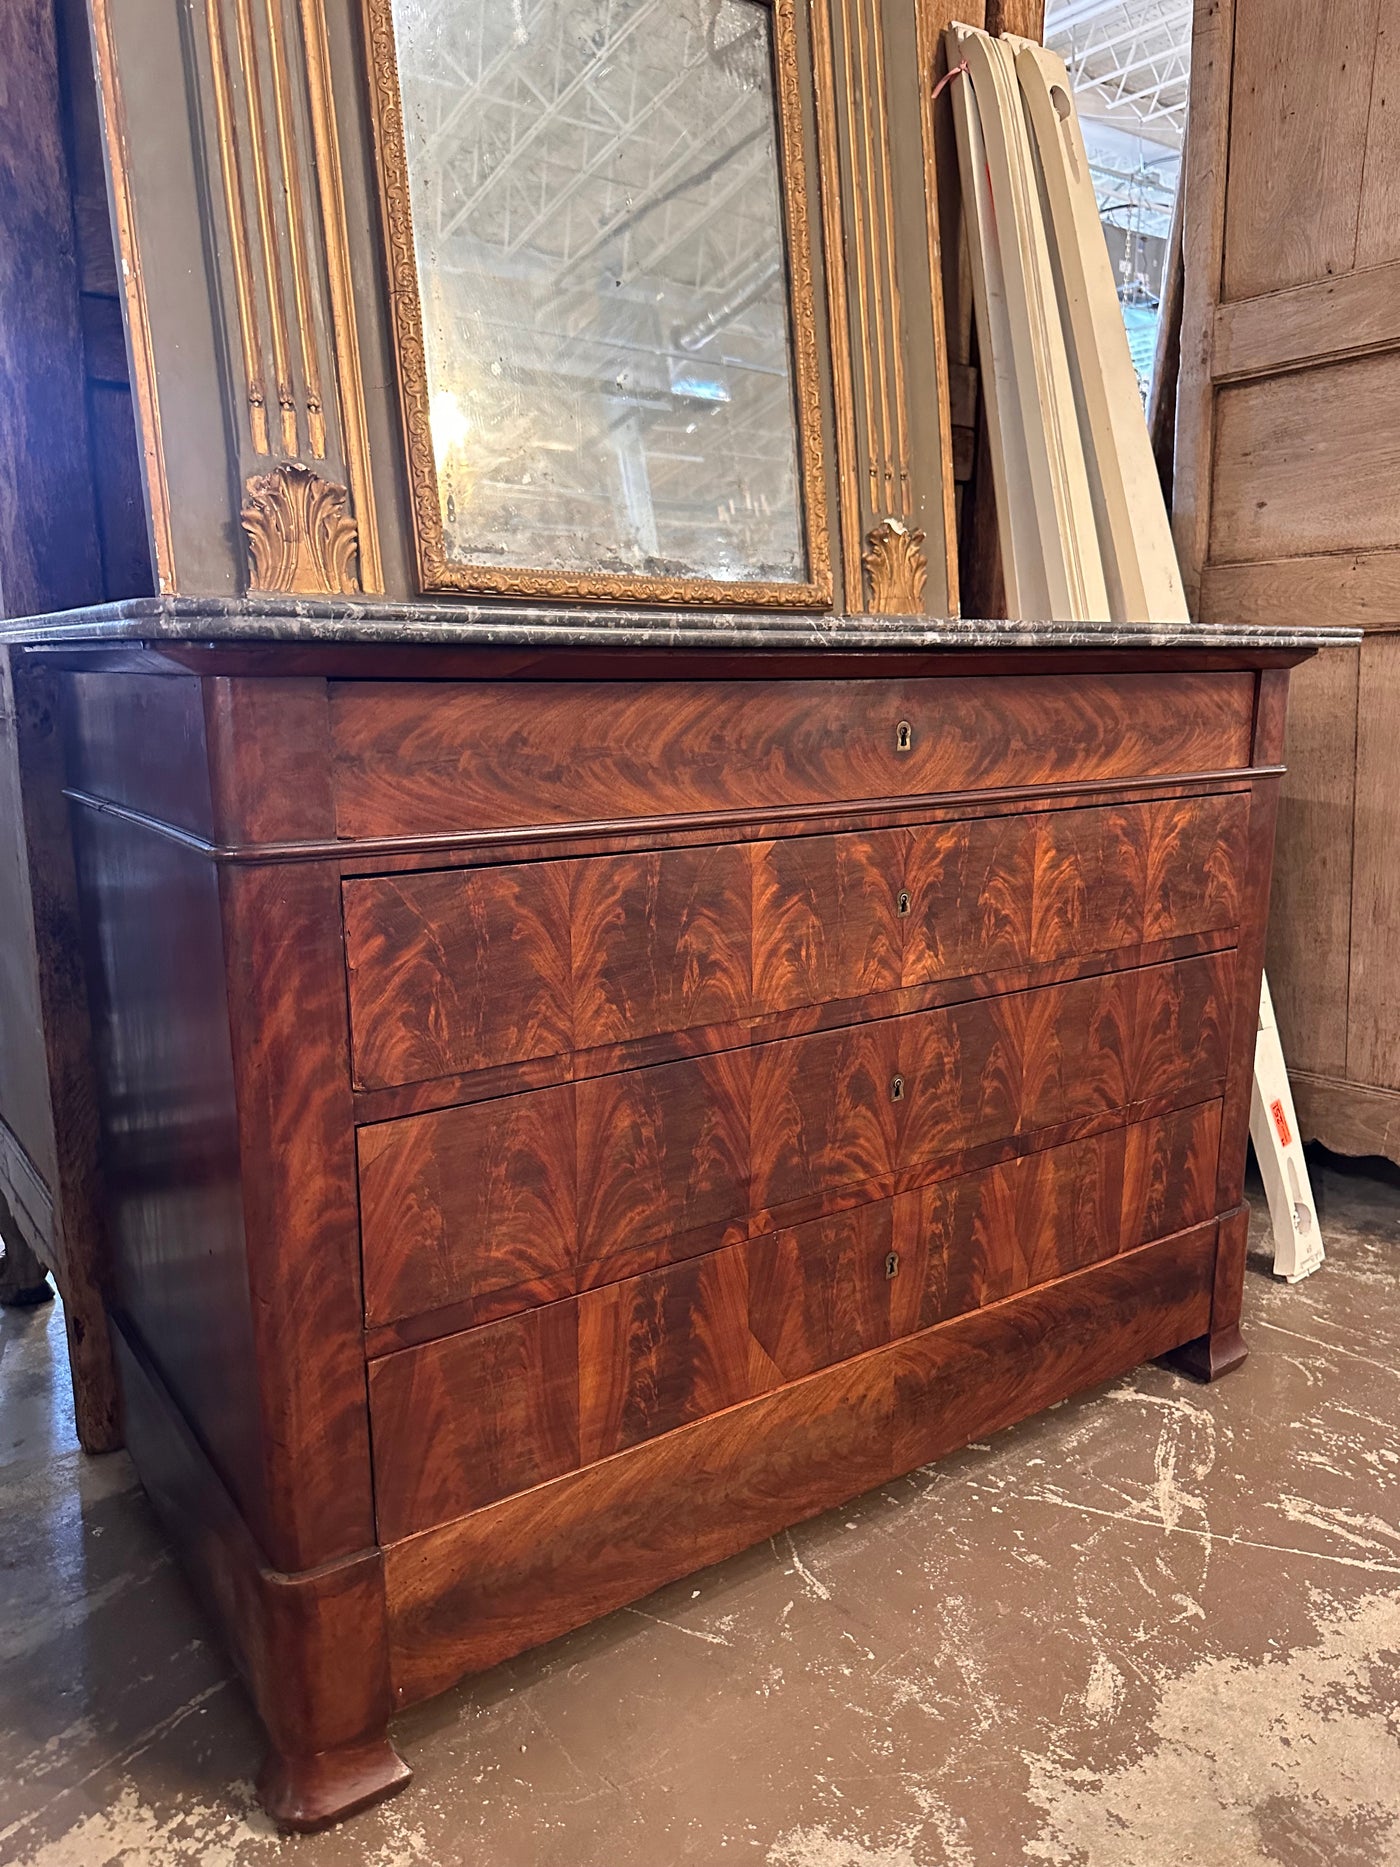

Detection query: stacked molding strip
xmin=946 ymin=26 xmax=1189 ymax=626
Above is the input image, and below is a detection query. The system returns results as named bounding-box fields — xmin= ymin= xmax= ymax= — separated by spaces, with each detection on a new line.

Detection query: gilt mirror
xmin=366 ymin=0 xmax=829 ymax=604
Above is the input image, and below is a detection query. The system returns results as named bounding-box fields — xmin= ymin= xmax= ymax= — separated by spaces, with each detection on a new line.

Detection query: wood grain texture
xmin=330 ymin=676 xmax=1254 ymax=838
xmin=1030 ymin=792 xmax=1246 ymax=965
xmin=751 ymin=830 xmax=903 ymax=1012
xmin=1221 ymin=0 xmax=1379 ymax=301
xmin=113 ymin=1319 xmax=408 ymax=1829
xmin=367 ymin=1098 xmax=1224 ymax=1535
xmin=1291 ymin=1068 xmax=1400 ymax=1160
xmin=345 ymin=793 xmax=1246 ymax=1095
xmin=1215 ymin=779 xmax=1281 ymax=1213
xmin=984 ymin=0 xmax=1044 ymax=33
xmin=747 ymin=1202 xmax=896 ymax=1380
xmin=1175 ymin=0 xmax=1384 ymax=1161
xmin=220 ymin=855 xmax=377 ymax=1570
xmin=358 ymin=1083 xmax=577 ymax=1328
xmin=1201 ymin=551 xmax=1400 ymax=633
xmin=7 ymin=660 xmax=119 ymax=1449
xmin=1213 ymin=258 xmax=1400 ymax=383
xmin=1357 ymin=5 xmax=1400 ymax=269
xmin=370 ymin=1303 xmax=580 ymax=1538
xmin=577 ymin=1243 xmax=775 ymax=1464
xmin=1265 ymin=648 xmax=1359 ymax=1078
xmin=73 ymin=803 xmax=262 ymax=1506
xmin=54 ymin=648 xmax=1293 ymax=1825
xmin=573 ymin=843 xmax=753 ymax=1048
xmin=361 ymin=953 xmax=1234 ymax=1334
xmin=574 ymin=1048 xmax=753 ymax=1268
xmin=903 ymin=812 xmax=1035 ymax=984
xmin=346 ymin=861 xmax=573 ymax=1088
xmin=1211 ymin=353 xmax=1400 ymax=565
xmin=1171 ymin=0 xmax=1236 ymax=612
xmin=1347 ymin=633 xmax=1400 ymax=1088
xmin=384 ymin=1224 xmax=1216 ymax=1700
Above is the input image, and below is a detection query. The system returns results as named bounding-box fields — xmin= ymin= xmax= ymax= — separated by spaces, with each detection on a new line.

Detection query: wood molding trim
xmin=1172 ymin=0 xmax=1237 ymax=613
xmin=1200 ymin=550 xmax=1400 ymax=634
xmin=808 ymin=0 xmax=864 ymax=613
xmin=297 ymin=0 xmax=382 ymax=591
xmin=87 ymin=0 xmax=177 ymax=591
xmin=1213 ymin=257 xmax=1400 ymax=384
xmin=241 ymin=462 xmax=359 ymax=595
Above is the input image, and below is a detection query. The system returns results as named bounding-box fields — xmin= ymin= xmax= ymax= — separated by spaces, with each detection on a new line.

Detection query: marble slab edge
xmin=0 ymin=595 xmax=1361 ymax=653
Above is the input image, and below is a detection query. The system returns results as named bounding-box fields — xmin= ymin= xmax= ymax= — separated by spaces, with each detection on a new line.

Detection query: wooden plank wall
xmin=1176 ymin=0 xmax=1400 ymax=1159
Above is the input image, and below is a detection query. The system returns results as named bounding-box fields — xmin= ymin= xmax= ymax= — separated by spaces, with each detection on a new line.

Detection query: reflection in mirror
xmin=390 ymin=0 xmax=809 ymax=587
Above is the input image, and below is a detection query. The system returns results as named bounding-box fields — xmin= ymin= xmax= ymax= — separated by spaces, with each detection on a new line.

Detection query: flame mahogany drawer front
xmin=356 ymin=949 xmax=1236 ymax=1333
xmin=343 ymin=791 xmax=1248 ymax=1092
xmin=367 ymin=1101 xmax=1223 ymax=1539
xmin=329 ymin=672 xmax=1255 ymax=839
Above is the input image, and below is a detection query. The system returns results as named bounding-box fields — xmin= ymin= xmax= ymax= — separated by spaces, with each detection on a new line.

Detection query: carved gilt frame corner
xmin=360 ymin=0 xmax=832 ymax=608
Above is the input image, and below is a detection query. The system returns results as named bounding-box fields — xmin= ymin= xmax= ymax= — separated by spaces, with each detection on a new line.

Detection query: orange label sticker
xmin=1270 ymin=1098 xmax=1292 ymax=1148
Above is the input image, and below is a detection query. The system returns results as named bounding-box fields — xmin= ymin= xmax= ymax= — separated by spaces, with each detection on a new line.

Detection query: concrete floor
xmin=2 ymin=1157 xmax=1399 ymax=1867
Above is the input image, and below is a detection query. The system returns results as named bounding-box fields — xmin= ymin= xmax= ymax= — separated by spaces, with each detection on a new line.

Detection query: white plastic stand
xmin=1250 ymin=972 xmax=1323 ymax=1282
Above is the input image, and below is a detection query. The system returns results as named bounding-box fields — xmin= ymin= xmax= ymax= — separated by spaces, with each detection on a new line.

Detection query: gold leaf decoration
xmin=241 ymin=463 xmax=360 ymax=595
xmin=863 ymin=518 xmax=928 ymax=615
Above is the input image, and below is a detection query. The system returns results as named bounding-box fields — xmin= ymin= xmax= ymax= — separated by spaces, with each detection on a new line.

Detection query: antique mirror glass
xmin=380 ymin=0 xmax=822 ymax=597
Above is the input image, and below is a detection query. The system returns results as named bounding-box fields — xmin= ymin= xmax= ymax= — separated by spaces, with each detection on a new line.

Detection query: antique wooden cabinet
xmin=0 ymin=600 xmax=1332 ymax=1825
xmin=0 ymin=0 xmax=1357 ymax=1834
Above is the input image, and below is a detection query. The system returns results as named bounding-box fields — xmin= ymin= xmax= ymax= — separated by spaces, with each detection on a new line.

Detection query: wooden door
xmin=1175 ymin=0 xmax=1400 ymax=1159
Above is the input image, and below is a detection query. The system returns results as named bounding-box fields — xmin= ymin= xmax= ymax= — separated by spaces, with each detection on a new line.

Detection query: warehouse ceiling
xmin=1045 ymin=0 xmax=1191 ymax=147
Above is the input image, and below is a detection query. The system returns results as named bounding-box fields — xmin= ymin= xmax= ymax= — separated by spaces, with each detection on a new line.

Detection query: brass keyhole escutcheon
xmin=885 ymin=1251 xmax=900 ymax=1280
xmin=895 ymin=719 xmax=913 ymax=753
xmin=890 ymin=1073 xmax=905 ymax=1103
xmin=896 ymin=889 xmax=911 ymax=917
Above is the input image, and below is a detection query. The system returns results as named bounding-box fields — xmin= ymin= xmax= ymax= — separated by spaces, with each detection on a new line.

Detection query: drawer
xmin=367 ymin=1102 xmax=1222 ymax=1538
xmin=357 ymin=949 xmax=1234 ymax=1329
xmin=330 ymin=673 xmax=1254 ymax=839
xmin=344 ymin=791 xmax=1247 ymax=1090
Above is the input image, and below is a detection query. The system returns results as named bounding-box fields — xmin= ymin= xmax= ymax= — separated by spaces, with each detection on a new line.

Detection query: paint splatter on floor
xmin=2 ymin=1157 xmax=1398 ymax=1866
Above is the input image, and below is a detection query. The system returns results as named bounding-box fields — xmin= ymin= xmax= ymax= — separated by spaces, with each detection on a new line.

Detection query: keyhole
xmin=896 ymin=889 xmax=911 ymax=916
xmin=890 ymin=1074 xmax=905 ymax=1103
xmin=884 ymin=1251 xmax=900 ymax=1280
xmin=895 ymin=720 xmax=913 ymax=753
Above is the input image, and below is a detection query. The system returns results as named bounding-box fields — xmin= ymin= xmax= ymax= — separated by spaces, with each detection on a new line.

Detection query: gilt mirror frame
xmin=361 ymin=0 xmax=832 ymax=607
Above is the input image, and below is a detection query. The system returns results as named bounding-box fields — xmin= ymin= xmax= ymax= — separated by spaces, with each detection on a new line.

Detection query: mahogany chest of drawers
xmin=53 ymin=631 xmax=1295 ymax=1827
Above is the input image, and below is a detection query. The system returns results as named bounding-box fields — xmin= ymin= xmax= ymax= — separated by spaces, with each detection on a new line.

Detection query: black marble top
xmin=0 ymin=594 xmax=1359 ymax=652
